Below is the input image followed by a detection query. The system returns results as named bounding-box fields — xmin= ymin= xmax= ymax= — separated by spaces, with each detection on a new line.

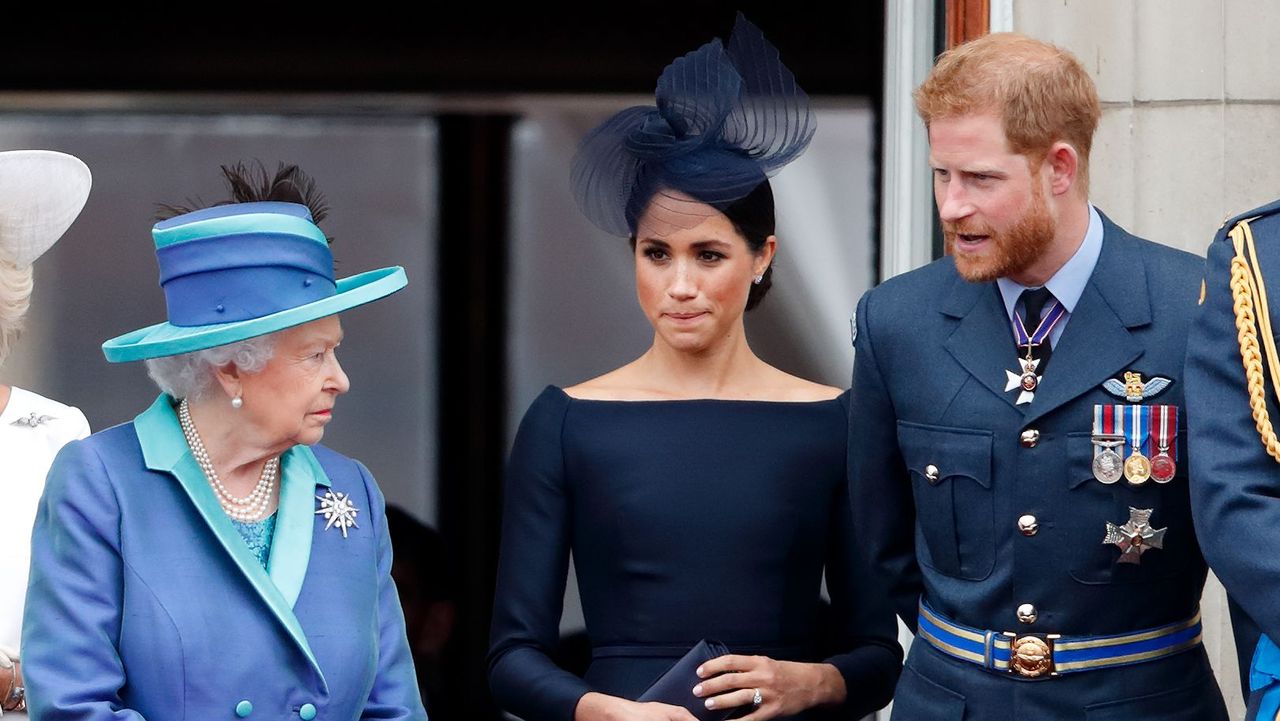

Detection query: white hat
xmin=0 ymin=150 xmax=91 ymax=267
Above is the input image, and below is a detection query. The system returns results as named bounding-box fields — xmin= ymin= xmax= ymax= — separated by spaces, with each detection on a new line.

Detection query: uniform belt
xmin=917 ymin=601 xmax=1203 ymax=678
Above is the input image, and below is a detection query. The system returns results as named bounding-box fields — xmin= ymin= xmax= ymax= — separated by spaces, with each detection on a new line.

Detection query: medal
xmin=1004 ymin=296 xmax=1065 ymax=404
xmin=1124 ymin=452 xmax=1152 ymax=485
xmin=1093 ymin=443 xmax=1125 ymax=484
xmin=1150 ymin=449 xmax=1175 ymax=483
xmin=1123 ymin=405 xmax=1152 ymax=485
xmin=1020 ymin=365 xmax=1039 ymax=392
xmin=1150 ymin=405 xmax=1178 ymax=483
xmin=1091 ymin=405 xmax=1125 ymax=484
xmin=1103 ymin=507 xmax=1166 ymax=564
xmin=1005 ymin=357 xmax=1041 ymax=405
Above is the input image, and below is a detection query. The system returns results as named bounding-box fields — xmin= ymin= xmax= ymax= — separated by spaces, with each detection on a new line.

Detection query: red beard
xmin=944 ymin=182 xmax=1056 ymax=283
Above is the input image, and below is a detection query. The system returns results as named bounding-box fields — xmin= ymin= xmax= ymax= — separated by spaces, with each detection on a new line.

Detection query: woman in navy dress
xmin=488 ymin=16 xmax=901 ymax=721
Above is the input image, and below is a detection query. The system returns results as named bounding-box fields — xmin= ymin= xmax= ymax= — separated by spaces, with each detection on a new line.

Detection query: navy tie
xmin=1019 ymin=287 xmax=1055 ymax=371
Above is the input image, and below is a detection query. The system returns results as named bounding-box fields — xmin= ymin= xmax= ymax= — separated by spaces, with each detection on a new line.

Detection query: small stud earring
xmin=231 ymin=395 xmax=243 ymax=409
xmin=752 ymin=274 xmax=764 ymax=285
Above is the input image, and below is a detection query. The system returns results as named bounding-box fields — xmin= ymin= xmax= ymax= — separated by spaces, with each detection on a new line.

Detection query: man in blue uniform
xmin=1187 ymin=200 xmax=1280 ymax=720
xmin=848 ymin=32 xmax=1229 ymax=719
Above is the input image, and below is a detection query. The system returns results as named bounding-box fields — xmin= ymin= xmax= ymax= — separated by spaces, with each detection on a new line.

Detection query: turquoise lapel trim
xmin=134 ymin=395 xmax=328 ymax=688
xmin=269 ymin=445 xmax=330 ymax=609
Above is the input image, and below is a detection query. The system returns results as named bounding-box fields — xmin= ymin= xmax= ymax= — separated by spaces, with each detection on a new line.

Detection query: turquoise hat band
xmin=101 ymin=266 xmax=407 ymax=363
xmin=153 ymin=212 xmax=329 ymax=249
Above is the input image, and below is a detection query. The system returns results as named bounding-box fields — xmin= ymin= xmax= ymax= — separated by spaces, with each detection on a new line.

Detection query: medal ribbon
xmin=1093 ymin=404 xmax=1121 ymax=436
xmin=1125 ymin=404 xmax=1150 ymax=457
xmin=1153 ymin=405 xmax=1179 ymax=460
xmin=1012 ymin=298 xmax=1066 ymax=353
xmin=1093 ymin=404 xmax=1121 ymax=468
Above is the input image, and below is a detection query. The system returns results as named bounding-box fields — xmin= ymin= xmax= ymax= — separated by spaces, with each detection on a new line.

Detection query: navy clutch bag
xmin=637 ymin=640 xmax=748 ymax=720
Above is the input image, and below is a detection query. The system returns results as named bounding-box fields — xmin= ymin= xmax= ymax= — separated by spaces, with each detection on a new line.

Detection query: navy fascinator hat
xmin=570 ymin=13 xmax=816 ymax=237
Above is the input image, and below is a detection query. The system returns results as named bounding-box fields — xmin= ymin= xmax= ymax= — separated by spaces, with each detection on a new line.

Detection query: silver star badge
xmin=10 ymin=412 xmax=55 ymax=428
xmin=1004 ymin=358 xmax=1041 ymax=405
xmin=1103 ymin=507 xmax=1166 ymax=564
xmin=315 ymin=490 xmax=360 ymax=538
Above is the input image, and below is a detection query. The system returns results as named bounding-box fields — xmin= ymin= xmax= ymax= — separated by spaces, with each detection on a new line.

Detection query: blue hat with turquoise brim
xmin=102 ymin=201 xmax=407 ymax=363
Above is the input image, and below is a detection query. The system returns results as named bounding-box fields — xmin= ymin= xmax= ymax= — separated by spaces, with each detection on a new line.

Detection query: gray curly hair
xmin=144 ymin=333 xmax=277 ymax=400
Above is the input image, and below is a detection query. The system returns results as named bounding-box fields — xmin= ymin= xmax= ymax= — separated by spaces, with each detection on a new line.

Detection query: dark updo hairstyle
xmin=722 ymin=180 xmax=775 ymax=311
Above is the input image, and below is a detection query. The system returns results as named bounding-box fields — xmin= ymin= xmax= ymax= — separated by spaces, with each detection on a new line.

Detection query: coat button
xmin=924 ymin=464 xmax=940 ymax=483
xmin=1018 ymin=515 xmax=1039 ymax=536
xmin=1020 ymin=429 xmax=1040 ymax=448
xmin=235 ymin=700 xmax=253 ymax=718
xmin=299 ymin=703 xmax=317 ymax=720
xmin=1017 ymin=603 xmax=1038 ymax=624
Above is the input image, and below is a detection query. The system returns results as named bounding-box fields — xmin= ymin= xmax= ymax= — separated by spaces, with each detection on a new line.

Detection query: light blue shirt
xmin=997 ymin=204 xmax=1104 ymax=349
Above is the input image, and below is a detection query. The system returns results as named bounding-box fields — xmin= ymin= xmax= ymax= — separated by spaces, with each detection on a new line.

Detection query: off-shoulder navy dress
xmin=489 ymin=387 xmax=901 ymax=721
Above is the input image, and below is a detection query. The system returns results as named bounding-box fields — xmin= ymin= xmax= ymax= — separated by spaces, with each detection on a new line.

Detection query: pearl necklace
xmin=178 ymin=399 xmax=279 ymax=522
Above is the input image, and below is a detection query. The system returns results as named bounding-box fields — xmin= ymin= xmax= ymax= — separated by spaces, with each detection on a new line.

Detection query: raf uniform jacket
xmin=849 ymin=212 xmax=1228 ymax=720
xmin=21 ymin=395 xmax=426 ymax=721
xmin=1187 ymin=199 xmax=1280 ymax=719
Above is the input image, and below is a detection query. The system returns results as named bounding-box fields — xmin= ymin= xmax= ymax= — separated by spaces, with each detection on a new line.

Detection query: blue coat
xmin=849 ymin=213 xmax=1227 ymax=719
xmin=1186 ymin=199 xmax=1280 ymax=720
xmin=22 ymin=395 xmax=426 ymax=721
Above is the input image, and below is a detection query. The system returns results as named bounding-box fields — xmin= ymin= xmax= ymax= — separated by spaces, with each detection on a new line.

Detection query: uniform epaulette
xmin=1215 ymin=197 xmax=1280 ymax=243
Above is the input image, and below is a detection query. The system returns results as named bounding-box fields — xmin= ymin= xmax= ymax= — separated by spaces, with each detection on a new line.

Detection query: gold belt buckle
xmin=1002 ymin=632 xmax=1060 ymax=678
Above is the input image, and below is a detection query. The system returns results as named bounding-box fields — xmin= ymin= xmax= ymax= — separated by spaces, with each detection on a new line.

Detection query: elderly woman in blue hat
xmin=0 ymin=150 xmax=91 ymax=718
xmin=488 ymin=16 xmax=900 ymax=721
xmin=22 ymin=164 xmax=426 ymax=721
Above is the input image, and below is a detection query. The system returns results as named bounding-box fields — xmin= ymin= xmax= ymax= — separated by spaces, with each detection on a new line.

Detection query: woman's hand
xmin=692 ymin=656 xmax=847 ymax=720
xmin=575 ymin=692 xmax=699 ymax=721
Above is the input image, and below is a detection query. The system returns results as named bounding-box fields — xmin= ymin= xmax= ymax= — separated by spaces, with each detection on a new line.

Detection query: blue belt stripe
xmin=1055 ymin=624 xmax=1202 ymax=666
xmin=918 ymin=602 xmax=1200 ymax=675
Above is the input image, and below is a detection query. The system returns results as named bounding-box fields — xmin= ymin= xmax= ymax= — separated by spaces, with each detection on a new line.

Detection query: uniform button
xmin=1017 ymin=603 xmax=1038 ymax=624
xmin=299 ymin=703 xmax=317 ymax=721
xmin=924 ymin=464 xmax=940 ymax=484
xmin=1020 ymin=429 xmax=1040 ymax=448
xmin=1018 ymin=515 xmax=1039 ymax=536
xmin=236 ymin=700 xmax=253 ymax=718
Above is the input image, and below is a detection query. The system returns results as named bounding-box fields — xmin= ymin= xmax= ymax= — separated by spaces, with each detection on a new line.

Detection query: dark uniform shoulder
xmin=855 ymin=257 xmax=961 ymax=342
xmin=861 ymin=255 xmax=961 ymax=316
xmin=1132 ymin=234 xmax=1202 ymax=280
xmin=1213 ymin=197 xmax=1280 ymax=245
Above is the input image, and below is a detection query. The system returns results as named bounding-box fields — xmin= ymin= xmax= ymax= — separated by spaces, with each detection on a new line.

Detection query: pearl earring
xmin=753 ymin=274 xmax=764 ymax=285
xmin=231 ymin=395 xmax=243 ymax=409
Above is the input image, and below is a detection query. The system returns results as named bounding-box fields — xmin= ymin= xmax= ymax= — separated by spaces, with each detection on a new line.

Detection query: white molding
xmin=990 ymin=0 xmax=1015 ymax=32
xmin=880 ymin=0 xmax=938 ymax=281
